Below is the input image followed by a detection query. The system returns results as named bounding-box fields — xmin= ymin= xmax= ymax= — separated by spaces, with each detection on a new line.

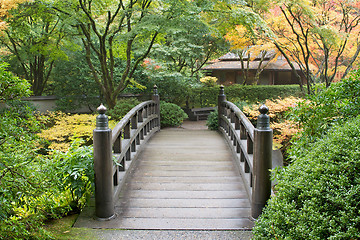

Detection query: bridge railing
xmin=93 ymin=86 xmax=160 ymax=220
xmin=218 ymin=85 xmax=272 ymax=219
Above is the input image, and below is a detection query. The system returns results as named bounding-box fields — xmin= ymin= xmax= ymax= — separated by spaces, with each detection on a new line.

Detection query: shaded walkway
xmin=75 ymin=121 xmax=253 ymax=230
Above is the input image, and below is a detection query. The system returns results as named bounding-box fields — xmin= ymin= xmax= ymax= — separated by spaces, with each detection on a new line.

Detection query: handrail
xmin=217 ymin=85 xmax=272 ymax=219
xmin=93 ymin=86 xmax=160 ymax=220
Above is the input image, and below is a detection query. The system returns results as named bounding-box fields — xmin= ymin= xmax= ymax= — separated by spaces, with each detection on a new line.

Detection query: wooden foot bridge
xmin=75 ymin=86 xmax=277 ymax=230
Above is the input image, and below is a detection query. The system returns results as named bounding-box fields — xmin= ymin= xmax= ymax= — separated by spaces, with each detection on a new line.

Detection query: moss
xmin=44 ymin=214 xmax=98 ymax=240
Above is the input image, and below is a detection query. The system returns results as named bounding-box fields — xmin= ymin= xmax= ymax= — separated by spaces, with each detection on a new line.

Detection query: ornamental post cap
xmin=259 ymin=104 xmax=269 ymax=115
xmin=257 ymin=104 xmax=270 ymax=130
xmin=153 ymin=85 xmax=158 ymax=95
xmin=97 ymin=104 xmax=107 ymax=114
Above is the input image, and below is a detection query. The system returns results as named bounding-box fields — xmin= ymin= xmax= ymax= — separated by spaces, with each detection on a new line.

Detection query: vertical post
xmin=152 ymin=85 xmax=160 ymax=128
xmin=218 ymin=85 xmax=226 ymax=129
xmin=93 ymin=104 xmax=115 ymax=220
xmin=252 ymin=104 xmax=273 ymax=219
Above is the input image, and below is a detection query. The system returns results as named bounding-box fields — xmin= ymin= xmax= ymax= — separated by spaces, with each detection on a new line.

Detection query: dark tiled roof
xmin=202 ymin=59 xmax=301 ymax=71
xmin=219 ymin=49 xmax=277 ymax=61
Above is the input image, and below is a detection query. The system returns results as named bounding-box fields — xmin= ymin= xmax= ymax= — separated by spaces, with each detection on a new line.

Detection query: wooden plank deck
xmin=75 ymin=123 xmax=254 ymax=230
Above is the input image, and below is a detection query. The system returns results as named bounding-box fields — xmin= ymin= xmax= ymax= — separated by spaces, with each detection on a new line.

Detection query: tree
xmin=149 ymin=12 xmax=228 ymax=79
xmin=225 ymin=25 xmax=280 ymax=85
xmin=0 ymin=1 xmax=69 ymax=95
xmin=264 ymin=0 xmax=360 ymax=92
xmin=52 ymin=0 xmax=206 ymax=108
xmin=226 ymin=0 xmax=360 ymax=93
xmin=0 ymin=0 xmax=27 ymax=31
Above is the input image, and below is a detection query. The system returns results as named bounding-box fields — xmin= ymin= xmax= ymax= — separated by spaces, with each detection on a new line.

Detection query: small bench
xmin=188 ymin=107 xmax=216 ymax=121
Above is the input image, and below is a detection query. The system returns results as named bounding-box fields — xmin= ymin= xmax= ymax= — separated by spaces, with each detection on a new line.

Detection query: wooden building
xmin=202 ymin=51 xmax=306 ymax=85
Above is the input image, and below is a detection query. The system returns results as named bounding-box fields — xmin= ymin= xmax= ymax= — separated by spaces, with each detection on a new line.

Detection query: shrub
xmin=187 ymin=84 xmax=304 ymax=108
xmin=0 ymin=62 xmax=31 ymax=101
xmin=206 ymin=109 xmax=218 ymax=130
xmin=52 ymin=139 xmax=94 ymax=211
xmin=253 ymin=116 xmax=360 ymax=239
xmin=241 ymin=97 xmax=302 ymax=163
xmin=160 ymin=102 xmax=188 ymax=127
xmin=288 ymin=69 xmax=360 ymax=159
xmin=200 ymin=76 xmax=218 ymax=87
xmin=38 ymin=113 xmax=97 ymax=152
xmin=107 ymin=97 xmax=141 ymax=121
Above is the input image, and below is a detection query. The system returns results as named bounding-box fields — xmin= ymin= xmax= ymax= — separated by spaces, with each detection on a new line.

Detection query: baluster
xmin=240 ymin=150 xmax=245 ymax=162
xmin=235 ymin=115 xmax=240 ymax=130
xmin=247 ymin=133 xmax=253 ymax=154
xmin=230 ymin=110 xmax=235 ymax=123
xmin=113 ymin=131 xmax=122 ymax=154
xmin=124 ymin=122 xmax=130 ymax=139
xmin=236 ymin=141 xmax=241 ymax=153
xmin=119 ymin=157 xmax=125 ymax=171
xmin=131 ymin=113 xmax=137 ymax=130
xmin=138 ymin=109 xmax=143 ymax=123
xmin=245 ymin=160 xmax=250 ymax=173
xmin=113 ymin=170 xmax=118 ymax=186
xmin=240 ymin=123 xmax=247 ymax=139
xmin=131 ymin=140 xmax=136 ymax=152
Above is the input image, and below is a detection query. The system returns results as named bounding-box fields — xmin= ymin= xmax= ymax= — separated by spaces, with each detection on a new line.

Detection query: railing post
xmin=218 ymin=85 xmax=226 ymax=129
xmin=252 ymin=104 xmax=273 ymax=219
xmin=93 ymin=104 xmax=115 ymax=220
xmin=152 ymin=85 xmax=160 ymax=128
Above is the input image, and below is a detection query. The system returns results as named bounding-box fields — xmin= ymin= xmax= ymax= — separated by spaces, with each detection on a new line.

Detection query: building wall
xmin=210 ymin=70 xmax=302 ymax=85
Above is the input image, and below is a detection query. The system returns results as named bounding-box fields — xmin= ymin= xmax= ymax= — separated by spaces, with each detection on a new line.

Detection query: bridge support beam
xmin=93 ymin=104 xmax=115 ymax=220
xmin=252 ymin=105 xmax=272 ymax=219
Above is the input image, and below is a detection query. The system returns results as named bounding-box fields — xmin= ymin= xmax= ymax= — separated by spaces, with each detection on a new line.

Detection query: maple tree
xmin=268 ymin=0 xmax=360 ymax=92
xmin=0 ymin=1 xmax=69 ymax=95
xmin=227 ymin=0 xmax=360 ymax=93
xmin=0 ymin=0 xmax=26 ymax=31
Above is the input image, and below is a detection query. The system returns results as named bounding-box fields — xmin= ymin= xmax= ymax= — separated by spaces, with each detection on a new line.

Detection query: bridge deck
xmin=75 ymin=121 xmax=254 ymax=230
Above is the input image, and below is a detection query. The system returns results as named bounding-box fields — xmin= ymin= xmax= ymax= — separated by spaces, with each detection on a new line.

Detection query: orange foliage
xmin=0 ymin=0 xmax=28 ymax=30
xmin=243 ymin=97 xmax=302 ymax=157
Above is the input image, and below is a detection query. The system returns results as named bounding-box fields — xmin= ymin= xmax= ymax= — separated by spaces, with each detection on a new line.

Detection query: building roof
xmin=218 ymin=48 xmax=277 ymax=61
xmin=203 ymin=55 xmax=301 ymax=71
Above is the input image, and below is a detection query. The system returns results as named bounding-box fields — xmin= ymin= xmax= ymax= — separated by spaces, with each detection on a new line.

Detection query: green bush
xmin=253 ymin=116 xmax=360 ymax=239
xmin=160 ymin=102 xmax=188 ymax=127
xmin=52 ymin=139 xmax=94 ymax=210
xmin=187 ymin=84 xmax=304 ymax=108
xmin=206 ymin=109 xmax=218 ymax=130
xmin=288 ymin=69 xmax=360 ymax=159
xmin=107 ymin=97 xmax=141 ymax=121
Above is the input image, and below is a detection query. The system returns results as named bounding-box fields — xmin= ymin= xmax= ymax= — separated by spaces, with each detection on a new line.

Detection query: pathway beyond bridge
xmin=75 ymin=121 xmax=254 ymax=230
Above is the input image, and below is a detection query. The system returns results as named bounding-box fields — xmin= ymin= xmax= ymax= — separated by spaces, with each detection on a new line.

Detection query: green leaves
xmin=0 ymin=62 xmax=31 ymax=102
xmin=52 ymin=139 xmax=94 ymax=210
xmin=160 ymin=101 xmax=188 ymax=127
xmin=253 ymin=69 xmax=360 ymax=239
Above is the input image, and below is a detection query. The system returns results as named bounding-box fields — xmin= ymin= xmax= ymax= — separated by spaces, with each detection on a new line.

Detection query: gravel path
xmin=94 ymin=230 xmax=253 ymax=240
